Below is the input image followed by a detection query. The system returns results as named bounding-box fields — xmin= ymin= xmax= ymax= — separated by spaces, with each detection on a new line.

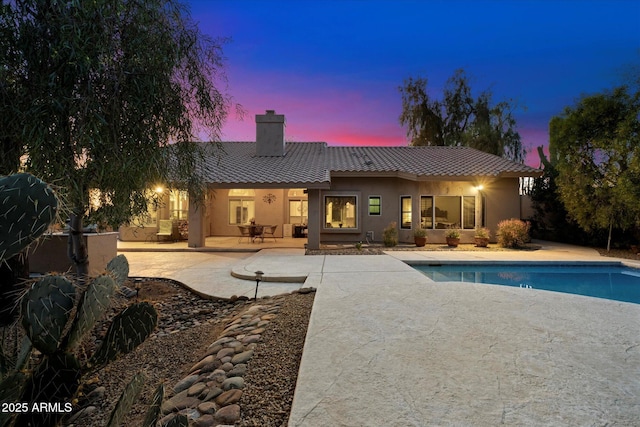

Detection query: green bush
xmin=497 ymin=219 xmax=530 ymax=248
xmin=383 ymin=222 xmax=398 ymax=247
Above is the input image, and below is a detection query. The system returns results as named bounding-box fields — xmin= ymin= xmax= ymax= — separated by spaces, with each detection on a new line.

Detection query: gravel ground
xmin=66 ymin=279 xmax=314 ymax=427
xmin=597 ymin=247 xmax=640 ymax=261
xmin=238 ymin=293 xmax=314 ymax=427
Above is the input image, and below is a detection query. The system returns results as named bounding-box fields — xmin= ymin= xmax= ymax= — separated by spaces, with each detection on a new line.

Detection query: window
xmin=324 ymin=195 xmax=357 ymax=229
xmin=422 ymin=196 xmax=476 ymax=229
xmin=132 ymin=191 xmax=159 ymax=226
xmin=434 ymin=196 xmax=461 ymax=228
xmin=289 ymin=200 xmax=308 ymax=224
xmin=229 ymin=189 xmax=255 ymax=225
xmin=368 ymin=196 xmax=381 ymax=215
xmin=420 ymin=196 xmax=433 ymax=229
xmin=400 ymin=196 xmax=412 ymax=229
xmin=463 ymin=196 xmax=476 ymax=229
xmin=288 ymin=189 xmax=308 ymax=224
xmin=170 ymin=190 xmax=189 ymax=220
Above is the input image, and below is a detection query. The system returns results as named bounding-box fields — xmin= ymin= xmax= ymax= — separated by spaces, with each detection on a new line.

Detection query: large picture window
xmin=434 ymin=196 xmax=461 ymax=228
xmin=324 ymin=195 xmax=357 ymax=229
xmin=420 ymin=195 xmax=476 ymax=229
xmin=400 ymin=196 xmax=412 ymax=229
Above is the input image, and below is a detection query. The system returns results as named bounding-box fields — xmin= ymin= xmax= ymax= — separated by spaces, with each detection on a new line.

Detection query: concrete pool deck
xmin=123 ymin=242 xmax=640 ymax=425
xmin=290 ymin=252 xmax=640 ymax=426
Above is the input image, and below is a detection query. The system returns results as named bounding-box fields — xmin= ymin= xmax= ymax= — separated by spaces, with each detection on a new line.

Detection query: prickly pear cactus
xmin=21 ymin=275 xmax=75 ymax=355
xmin=142 ymin=383 xmax=165 ymax=427
xmin=89 ymin=302 xmax=158 ymax=368
xmin=65 ymin=274 xmax=116 ymax=350
xmin=15 ymin=351 xmax=81 ymax=427
xmin=106 ymin=254 xmax=129 ymax=287
xmin=0 ymin=173 xmax=58 ymax=262
xmin=106 ymin=372 xmax=146 ymax=427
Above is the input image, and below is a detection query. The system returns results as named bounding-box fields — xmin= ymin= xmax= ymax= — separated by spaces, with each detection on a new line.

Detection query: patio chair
xmin=238 ymin=225 xmax=251 ymax=243
xmin=157 ymin=220 xmax=177 ymax=242
xmin=251 ymin=225 xmax=264 ymax=243
xmin=263 ymin=225 xmax=278 ymax=242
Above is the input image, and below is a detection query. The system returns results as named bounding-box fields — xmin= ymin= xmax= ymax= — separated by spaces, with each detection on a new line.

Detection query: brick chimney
xmin=256 ymin=110 xmax=286 ymax=156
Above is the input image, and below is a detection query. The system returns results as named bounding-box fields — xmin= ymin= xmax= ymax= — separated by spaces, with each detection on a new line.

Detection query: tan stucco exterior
xmin=119 ymin=177 xmax=528 ymax=248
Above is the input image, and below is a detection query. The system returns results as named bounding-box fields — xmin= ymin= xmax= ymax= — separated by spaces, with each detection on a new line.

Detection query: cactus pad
xmin=0 ymin=173 xmax=58 ymax=262
xmin=16 ymin=351 xmax=81 ymax=427
xmin=89 ymin=302 xmax=158 ymax=368
xmin=21 ymin=275 xmax=75 ymax=355
xmin=142 ymin=383 xmax=165 ymax=427
xmin=106 ymin=372 xmax=146 ymax=427
xmin=106 ymin=254 xmax=129 ymax=287
xmin=65 ymin=274 xmax=116 ymax=350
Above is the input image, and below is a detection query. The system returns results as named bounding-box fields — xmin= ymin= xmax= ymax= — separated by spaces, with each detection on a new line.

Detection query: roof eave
xmin=497 ymin=170 xmax=543 ymax=178
xmin=209 ymin=180 xmax=331 ymax=189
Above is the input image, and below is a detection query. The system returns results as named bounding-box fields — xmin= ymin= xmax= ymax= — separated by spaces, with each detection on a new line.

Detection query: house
xmin=119 ymin=110 xmax=541 ymax=249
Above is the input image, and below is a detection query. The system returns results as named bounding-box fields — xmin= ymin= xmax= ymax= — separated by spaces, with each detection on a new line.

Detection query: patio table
xmin=238 ymin=224 xmax=271 ymax=243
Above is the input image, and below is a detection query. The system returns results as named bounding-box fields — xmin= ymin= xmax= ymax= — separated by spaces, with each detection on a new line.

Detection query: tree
xmin=550 ymin=86 xmax=640 ymax=251
xmin=1 ymin=0 xmax=232 ymax=277
xmin=530 ymin=145 xmax=587 ymax=244
xmin=399 ymin=69 xmax=526 ymax=162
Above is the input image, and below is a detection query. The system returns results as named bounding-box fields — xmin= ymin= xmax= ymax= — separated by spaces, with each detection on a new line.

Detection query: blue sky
xmin=187 ymin=0 xmax=640 ymax=166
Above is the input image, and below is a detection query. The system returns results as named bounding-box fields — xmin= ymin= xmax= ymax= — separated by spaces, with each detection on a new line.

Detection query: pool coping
xmin=404 ymin=259 xmax=638 ymax=268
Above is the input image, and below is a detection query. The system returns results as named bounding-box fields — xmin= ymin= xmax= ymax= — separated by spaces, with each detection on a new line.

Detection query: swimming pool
xmin=412 ymin=262 xmax=640 ymax=304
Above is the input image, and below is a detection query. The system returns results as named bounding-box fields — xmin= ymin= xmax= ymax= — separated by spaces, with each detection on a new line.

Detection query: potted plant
xmin=474 ymin=227 xmax=490 ymax=247
xmin=445 ymin=228 xmax=461 ymax=247
xmin=414 ymin=228 xmax=427 ymax=247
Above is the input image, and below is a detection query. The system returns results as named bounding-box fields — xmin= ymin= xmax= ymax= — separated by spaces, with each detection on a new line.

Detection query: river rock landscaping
xmin=66 ymin=278 xmax=314 ymax=427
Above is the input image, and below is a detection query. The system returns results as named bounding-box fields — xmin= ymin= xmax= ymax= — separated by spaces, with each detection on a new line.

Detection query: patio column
xmin=307 ymin=189 xmax=320 ymax=250
xmin=188 ymin=193 xmax=206 ymax=248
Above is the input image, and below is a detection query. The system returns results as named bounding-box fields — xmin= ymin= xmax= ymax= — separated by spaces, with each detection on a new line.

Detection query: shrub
xmin=383 ymin=222 xmax=398 ymax=247
xmin=474 ymin=227 xmax=490 ymax=239
xmin=497 ymin=219 xmax=530 ymax=248
xmin=413 ymin=228 xmax=427 ymax=238
xmin=445 ymin=228 xmax=460 ymax=239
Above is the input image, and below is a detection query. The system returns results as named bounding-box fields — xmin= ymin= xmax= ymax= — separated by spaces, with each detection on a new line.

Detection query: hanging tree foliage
xmin=0 ymin=0 xmax=234 ymax=276
xmin=399 ymin=69 xmax=526 ymax=162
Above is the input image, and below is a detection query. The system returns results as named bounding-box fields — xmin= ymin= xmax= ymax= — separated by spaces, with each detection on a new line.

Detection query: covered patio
xmin=117 ymin=235 xmax=307 ymax=252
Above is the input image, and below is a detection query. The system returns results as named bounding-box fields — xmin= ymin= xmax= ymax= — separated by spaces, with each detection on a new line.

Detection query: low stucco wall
xmin=119 ymin=225 xmax=159 ymax=242
xmin=29 ymin=232 xmax=118 ymax=275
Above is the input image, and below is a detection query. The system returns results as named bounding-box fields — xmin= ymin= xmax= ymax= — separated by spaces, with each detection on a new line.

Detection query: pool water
xmin=413 ymin=263 xmax=640 ymax=304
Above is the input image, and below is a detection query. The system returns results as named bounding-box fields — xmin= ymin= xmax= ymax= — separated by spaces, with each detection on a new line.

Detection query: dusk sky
xmin=187 ymin=0 xmax=640 ymax=167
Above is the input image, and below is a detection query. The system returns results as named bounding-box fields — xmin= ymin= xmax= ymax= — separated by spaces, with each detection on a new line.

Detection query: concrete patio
xmin=120 ymin=241 xmax=640 ymax=426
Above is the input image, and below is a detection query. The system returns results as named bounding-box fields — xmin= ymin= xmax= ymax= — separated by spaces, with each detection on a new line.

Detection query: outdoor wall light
xmin=155 ymin=186 xmax=164 ymax=193
xmin=254 ymin=270 xmax=264 ymax=300
xmin=475 ymin=184 xmax=484 ymax=191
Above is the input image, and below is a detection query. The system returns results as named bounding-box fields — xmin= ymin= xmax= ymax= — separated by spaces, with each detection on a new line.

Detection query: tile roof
xmin=199 ymin=142 xmax=331 ymax=188
xmin=328 ymin=146 xmax=540 ymax=178
xmin=199 ymin=142 xmax=540 ymax=186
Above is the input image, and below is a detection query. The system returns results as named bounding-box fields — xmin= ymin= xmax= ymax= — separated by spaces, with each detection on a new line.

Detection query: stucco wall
xmin=482 ymin=178 xmax=522 ymax=234
xmin=318 ymin=176 xmax=522 ymax=245
xmin=29 ymin=232 xmax=118 ymax=275
xmin=208 ymin=188 xmax=295 ymax=238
